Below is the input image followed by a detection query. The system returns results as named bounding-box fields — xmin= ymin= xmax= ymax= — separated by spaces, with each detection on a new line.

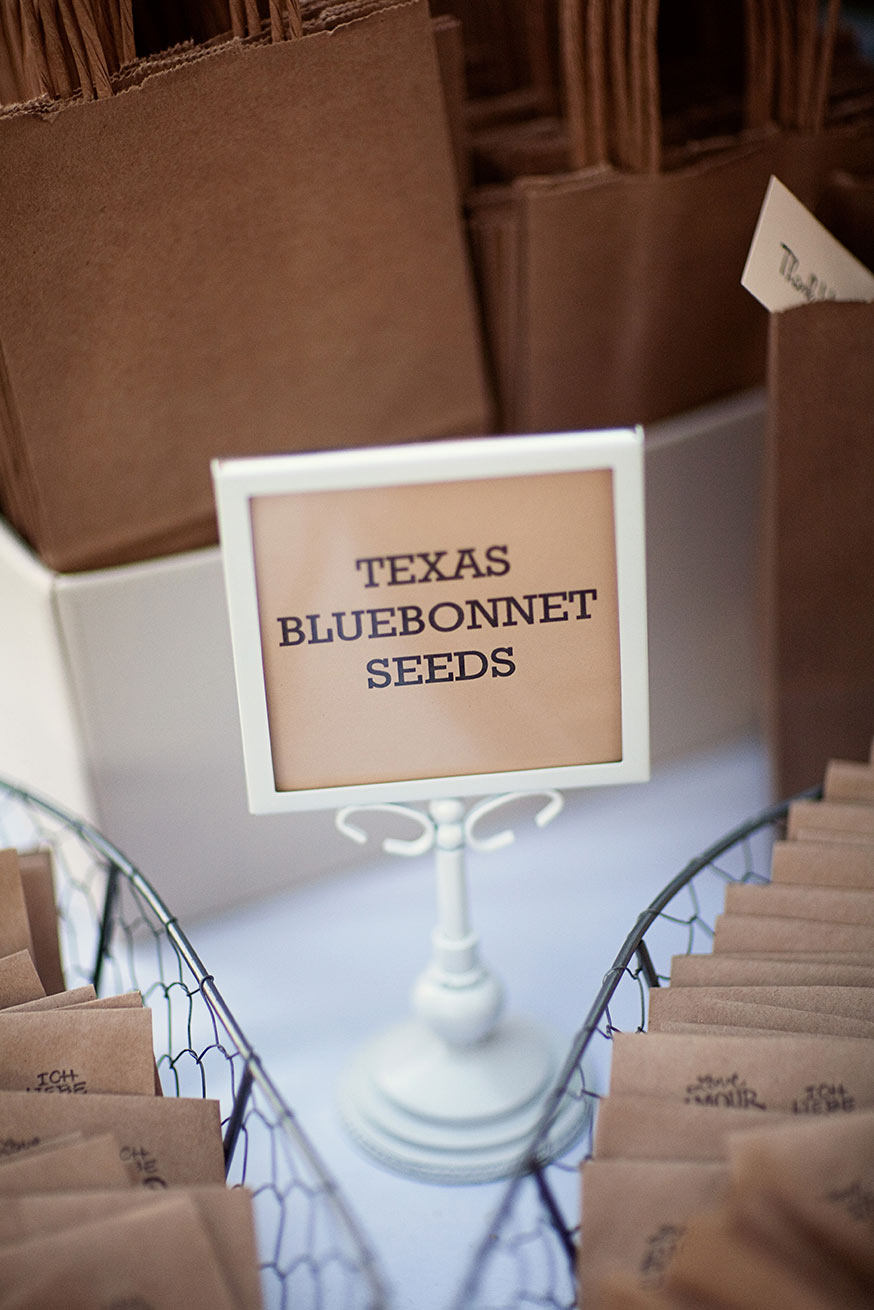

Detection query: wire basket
xmin=448 ymin=788 xmax=820 ymax=1310
xmin=0 ymin=776 xmax=388 ymax=1310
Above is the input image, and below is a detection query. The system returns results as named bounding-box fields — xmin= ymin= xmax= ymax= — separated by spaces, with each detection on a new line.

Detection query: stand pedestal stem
xmin=337 ymin=793 xmax=590 ymax=1183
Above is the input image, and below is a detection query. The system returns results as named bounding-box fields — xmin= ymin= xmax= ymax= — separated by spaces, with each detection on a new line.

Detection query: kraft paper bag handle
xmin=750 ymin=0 xmax=840 ymax=132
xmin=15 ymin=0 xmax=114 ymax=102
xmin=229 ymin=0 xmax=302 ymax=42
xmin=18 ymin=1 xmax=53 ymax=98
xmin=560 ymin=0 xmax=610 ymax=169
xmin=561 ymin=0 xmax=662 ymax=174
xmin=568 ymin=1 xmax=843 ymax=176
xmin=12 ymin=0 xmax=300 ymax=108
xmin=30 ymin=0 xmax=76 ymax=98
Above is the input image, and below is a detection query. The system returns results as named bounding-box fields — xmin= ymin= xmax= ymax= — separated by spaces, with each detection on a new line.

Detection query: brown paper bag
xmin=0 ymin=1090 xmax=225 ymax=1185
xmin=763 ymin=300 xmax=874 ymax=797
xmin=465 ymin=3 xmax=874 ymax=434
xmin=0 ymin=0 xmax=491 ymax=572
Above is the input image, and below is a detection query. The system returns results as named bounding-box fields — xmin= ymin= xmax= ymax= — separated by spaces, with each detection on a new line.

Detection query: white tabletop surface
xmin=187 ymin=732 xmax=772 ymax=1309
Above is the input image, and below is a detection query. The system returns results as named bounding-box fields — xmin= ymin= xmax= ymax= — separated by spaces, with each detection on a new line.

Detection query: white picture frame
xmin=212 ymin=430 xmax=649 ymax=813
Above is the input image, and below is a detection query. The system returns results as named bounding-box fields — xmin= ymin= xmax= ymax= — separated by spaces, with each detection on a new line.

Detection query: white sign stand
xmin=336 ymin=793 xmax=590 ymax=1183
xmin=212 ymin=430 xmax=648 ymax=1186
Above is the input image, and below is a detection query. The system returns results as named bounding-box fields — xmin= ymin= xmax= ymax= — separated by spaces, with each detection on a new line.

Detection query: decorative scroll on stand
xmin=335 ymin=792 xmax=591 ymax=1184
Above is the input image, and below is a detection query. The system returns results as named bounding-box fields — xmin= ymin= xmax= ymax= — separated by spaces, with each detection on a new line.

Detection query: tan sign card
xmin=11 ymin=1186 xmax=263 ymax=1310
xmin=723 ymin=882 xmax=874 ymax=925
xmin=741 ymin=174 xmax=874 ymax=312
xmin=214 ymin=432 xmax=649 ymax=812
xmin=0 ymin=952 xmax=45 ymax=1010
xmin=578 ymin=1158 xmax=728 ymax=1305
xmin=252 ymin=470 xmax=623 ymax=791
xmin=770 ymin=839 xmax=874 ymax=890
xmin=0 ymin=1008 xmax=155 ymax=1096
xmin=592 ymin=1094 xmax=789 ymax=1162
xmin=713 ymin=913 xmax=874 ymax=955
xmin=0 ymin=1194 xmax=238 ymax=1309
xmin=0 ymin=1132 xmax=134 ymax=1194
xmin=788 ymin=799 xmax=874 ymax=845
xmin=0 ymin=1090 xmax=225 ymax=1185
xmin=669 ymin=954 xmax=874 ymax=989
xmin=16 ymin=850 xmax=65 ymax=996
xmin=609 ymin=1031 xmax=874 ymax=1113
xmin=824 ymin=759 xmax=874 ymax=806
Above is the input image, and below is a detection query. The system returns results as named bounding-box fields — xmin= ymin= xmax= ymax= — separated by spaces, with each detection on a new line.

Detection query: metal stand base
xmin=339 ymin=1014 xmax=591 ymax=1184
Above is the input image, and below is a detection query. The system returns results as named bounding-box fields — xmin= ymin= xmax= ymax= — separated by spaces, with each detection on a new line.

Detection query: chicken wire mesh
xmin=448 ymin=789 xmax=819 ymax=1310
xmin=0 ymin=772 xmax=817 ymax=1310
xmin=0 ymin=775 xmax=387 ymax=1310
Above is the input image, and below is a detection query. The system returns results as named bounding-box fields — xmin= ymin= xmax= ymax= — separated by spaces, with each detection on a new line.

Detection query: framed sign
xmin=212 ymin=430 xmax=649 ymax=813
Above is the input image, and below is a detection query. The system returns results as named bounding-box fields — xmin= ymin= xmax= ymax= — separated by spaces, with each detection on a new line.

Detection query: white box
xmin=0 ymin=391 xmax=765 ymax=920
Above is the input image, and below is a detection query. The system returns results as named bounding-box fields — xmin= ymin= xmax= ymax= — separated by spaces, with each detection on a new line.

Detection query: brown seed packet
xmin=669 ymin=954 xmax=874 ymax=988
xmin=771 ymin=838 xmax=874 ymax=890
xmin=663 ymin=1208 xmax=862 ymax=1310
xmin=649 ymin=995 xmax=874 ymax=1039
xmin=578 ymin=1158 xmax=728 ymax=1308
xmin=788 ymin=799 xmax=874 ymax=845
xmin=5 ymin=987 xmax=104 ymax=1012
xmin=824 ymin=759 xmax=874 ymax=806
xmin=0 ymin=1090 xmax=225 ymax=1186
xmin=0 ymin=953 xmax=45 ymax=1010
xmin=0 ymin=1007 xmax=156 ymax=1096
xmin=712 ymin=912 xmax=874 ymax=955
xmin=723 ymin=882 xmax=874 ymax=925
xmin=608 ymin=1030 xmax=874 ymax=1113
xmin=0 ymin=1132 xmax=135 ymax=1194
xmin=726 ymin=1109 xmax=874 ymax=1288
xmin=16 ymin=850 xmax=65 ymax=996
xmin=593 ymin=1270 xmax=711 ymax=1307
xmin=592 ymin=1094 xmax=789 ymax=1162
xmin=653 ymin=1024 xmax=815 ymax=1038
xmin=0 ymin=850 xmax=35 ymax=963
xmin=0 ymin=1193 xmax=238 ymax=1308
xmin=7 ymin=990 xmax=144 ymax=1015
xmin=9 ymin=1186 xmax=263 ymax=1310
xmin=650 ymin=985 xmax=874 ymax=1028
